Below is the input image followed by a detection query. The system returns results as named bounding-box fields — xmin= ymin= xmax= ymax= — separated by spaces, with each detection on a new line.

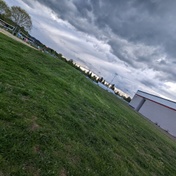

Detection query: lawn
xmin=0 ymin=32 xmax=176 ymax=176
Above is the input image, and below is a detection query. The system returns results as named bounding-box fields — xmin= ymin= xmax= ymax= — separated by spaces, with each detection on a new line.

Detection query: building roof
xmin=136 ymin=90 xmax=176 ymax=111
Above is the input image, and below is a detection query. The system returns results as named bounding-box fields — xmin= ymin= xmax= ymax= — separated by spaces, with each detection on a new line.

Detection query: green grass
xmin=0 ymin=32 xmax=176 ymax=176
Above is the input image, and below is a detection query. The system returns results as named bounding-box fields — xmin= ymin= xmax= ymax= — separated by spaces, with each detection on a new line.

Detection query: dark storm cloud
xmin=141 ymin=80 xmax=156 ymax=88
xmin=30 ymin=0 xmax=176 ymax=55
xmin=24 ymin=0 xmax=176 ymax=84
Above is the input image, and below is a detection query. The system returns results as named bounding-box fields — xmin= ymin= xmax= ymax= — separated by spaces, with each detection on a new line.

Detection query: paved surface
xmin=0 ymin=28 xmax=36 ymax=50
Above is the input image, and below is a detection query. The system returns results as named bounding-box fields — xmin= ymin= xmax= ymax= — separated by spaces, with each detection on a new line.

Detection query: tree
xmin=123 ymin=96 xmax=131 ymax=103
xmin=99 ymin=77 xmax=104 ymax=83
xmin=0 ymin=0 xmax=10 ymax=16
xmin=10 ymin=6 xmax=32 ymax=32
xmin=110 ymin=84 xmax=115 ymax=91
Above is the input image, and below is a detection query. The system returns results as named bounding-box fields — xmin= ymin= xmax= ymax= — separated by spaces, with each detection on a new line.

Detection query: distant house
xmin=129 ymin=90 xmax=176 ymax=137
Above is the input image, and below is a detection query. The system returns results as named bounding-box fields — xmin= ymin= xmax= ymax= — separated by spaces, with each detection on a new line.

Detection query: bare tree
xmin=10 ymin=6 xmax=32 ymax=31
xmin=0 ymin=0 xmax=10 ymax=15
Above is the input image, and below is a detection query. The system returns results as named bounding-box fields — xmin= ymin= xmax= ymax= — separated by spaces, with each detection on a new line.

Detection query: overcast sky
xmin=5 ymin=0 xmax=176 ymax=101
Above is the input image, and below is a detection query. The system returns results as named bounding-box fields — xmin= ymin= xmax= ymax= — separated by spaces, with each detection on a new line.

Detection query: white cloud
xmin=4 ymin=0 xmax=176 ymax=101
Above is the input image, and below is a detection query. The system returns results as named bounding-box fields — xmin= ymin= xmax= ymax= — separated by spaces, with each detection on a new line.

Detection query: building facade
xmin=129 ymin=90 xmax=176 ymax=137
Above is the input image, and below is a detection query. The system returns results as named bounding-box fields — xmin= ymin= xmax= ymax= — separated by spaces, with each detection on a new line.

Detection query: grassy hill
xmin=1 ymin=33 xmax=176 ymax=176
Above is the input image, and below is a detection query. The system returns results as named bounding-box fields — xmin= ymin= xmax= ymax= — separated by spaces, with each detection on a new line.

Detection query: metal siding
xmin=136 ymin=98 xmax=146 ymax=112
xmin=137 ymin=90 xmax=176 ymax=110
xmin=139 ymin=100 xmax=176 ymax=136
xmin=129 ymin=95 xmax=143 ymax=110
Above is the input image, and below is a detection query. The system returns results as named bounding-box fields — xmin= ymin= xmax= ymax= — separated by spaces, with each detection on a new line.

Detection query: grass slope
xmin=0 ymin=33 xmax=176 ymax=176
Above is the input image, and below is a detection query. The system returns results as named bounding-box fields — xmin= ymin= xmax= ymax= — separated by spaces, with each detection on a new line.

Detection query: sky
xmin=4 ymin=0 xmax=176 ymax=101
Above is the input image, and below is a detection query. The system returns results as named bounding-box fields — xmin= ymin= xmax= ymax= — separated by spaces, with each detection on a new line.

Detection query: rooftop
xmin=136 ymin=90 xmax=176 ymax=110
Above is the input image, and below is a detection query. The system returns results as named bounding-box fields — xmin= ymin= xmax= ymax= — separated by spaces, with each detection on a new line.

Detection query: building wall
xmin=130 ymin=92 xmax=176 ymax=136
xmin=139 ymin=100 xmax=176 ymax=136
xmin=129 ymin=95 xmax=144 ymax=110
xmin=136 ymin=90 xmax=176 ymax=110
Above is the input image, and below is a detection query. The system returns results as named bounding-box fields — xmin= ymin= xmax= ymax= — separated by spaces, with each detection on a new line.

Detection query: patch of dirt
xmin=33 ymin=145 xmax=40 ymax=153
xmin=23 ymin=163 xmax=40 ymax=176
xmin=29 ymin=116 xmax=40 ymax=131
xmin=31 ymin=122 xmax=40 ymax=131
xmin=0 ymin=171 xmax=4 ymax=176
xmin=60 ymin=168 xmax=67 ymax=176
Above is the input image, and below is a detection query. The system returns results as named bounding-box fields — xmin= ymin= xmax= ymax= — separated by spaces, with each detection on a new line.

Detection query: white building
xmin=129 ymin=90 xmax=176 ymax=137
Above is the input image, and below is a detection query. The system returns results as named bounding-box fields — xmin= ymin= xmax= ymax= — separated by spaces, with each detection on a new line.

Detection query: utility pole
xmin=110 ymin=73 xmax=118 ymax=85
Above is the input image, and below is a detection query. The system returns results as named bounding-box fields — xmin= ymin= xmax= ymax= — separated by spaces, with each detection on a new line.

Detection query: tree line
xmin=0 ymin=0 xmax=131 ymax=103
xmin=0 ymin=0 xmax=32 ymax=32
